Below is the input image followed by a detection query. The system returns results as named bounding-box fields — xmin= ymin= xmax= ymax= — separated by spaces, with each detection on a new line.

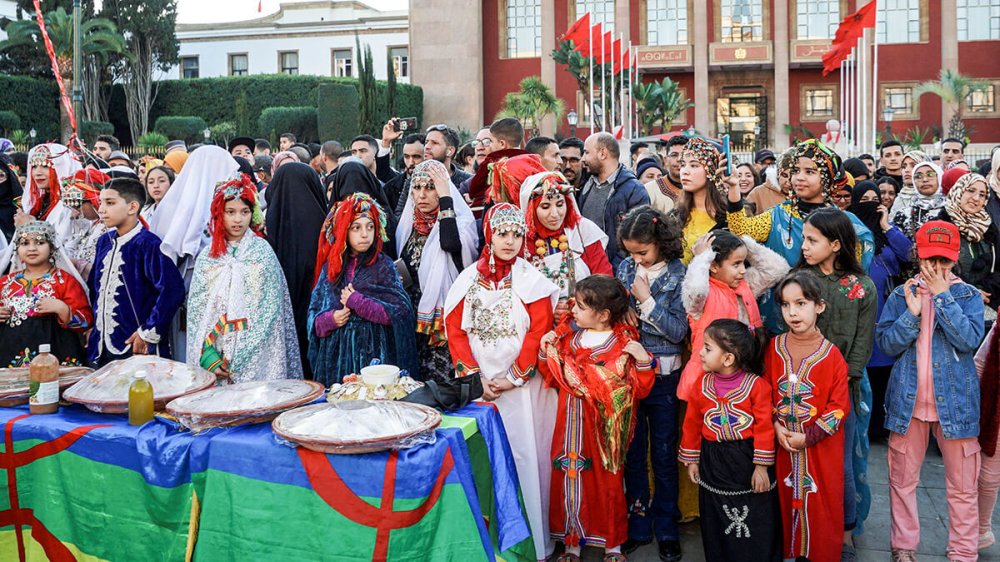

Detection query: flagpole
xmin=619 ymin=34 xmax=624 ymax=137
xmin=589 ymin=24 xmax=595 ymax=136
xmin=872 ymin=0 xmax=880 ymax=151
xmin=610 ymin=36 xmax=616 ymax=133
xmin=628 ymin=42 xmax=634 ymax=138
xmin=858 ymin=34 xmax=866 ymax=155
xmin=839 ymin=59 xmax=845 ymax=144
xmin=601 ymin=33 xmax=608 ymax=132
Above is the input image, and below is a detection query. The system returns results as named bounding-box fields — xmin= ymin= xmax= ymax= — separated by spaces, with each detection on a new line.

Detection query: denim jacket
xmin=616 ymin=257 xmax=688 ymax=357
xmin=876 ymin=280 xmax=985 ymax=439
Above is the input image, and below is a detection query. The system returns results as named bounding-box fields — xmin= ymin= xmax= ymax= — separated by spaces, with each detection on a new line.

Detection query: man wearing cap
xmin=753 ymin=149 xmax=775 ymax=174
xmin=164 ymin=140 xmax=187 ymax=155
xmin=639 ymin=157 xmax=679 ymax=214
xmin=107 ymin=151 xmax=133 ymax=169
xmin=228 ymin=137 xmax=255 ymax=160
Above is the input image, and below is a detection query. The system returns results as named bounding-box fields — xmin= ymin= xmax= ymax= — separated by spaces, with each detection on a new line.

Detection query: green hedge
xmin=317 ymin=83 xmax=360 ymax=146
xmin=80 ymin=120 xmax=114 ymax=145
xmin=258 ymin=107 xmax=318 ymax=143
xmin=0 ymin=111 xmax=21 ymax=135
xmin=0 ymin=74 xmax=423 ymax=146
xmin=153 ymin=116 xmax=209 ymax=144
xmin=0 ymin=75 xmax=60 ymax=141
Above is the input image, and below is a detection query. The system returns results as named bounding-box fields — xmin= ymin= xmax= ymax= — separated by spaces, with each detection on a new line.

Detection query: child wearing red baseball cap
xmin=876 ymin=220 xmax=986 ymax=562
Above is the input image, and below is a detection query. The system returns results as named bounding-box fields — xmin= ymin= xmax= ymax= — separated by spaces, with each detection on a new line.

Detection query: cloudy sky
xmin=175 ymin=0 xmax=408 ymax=24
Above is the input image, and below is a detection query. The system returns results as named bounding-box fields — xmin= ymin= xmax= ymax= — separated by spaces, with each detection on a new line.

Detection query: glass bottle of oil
xmin=128 ymin=371 xmax=154 ymax=426
xmin=29 ymin=344 xmax=59 ymax=415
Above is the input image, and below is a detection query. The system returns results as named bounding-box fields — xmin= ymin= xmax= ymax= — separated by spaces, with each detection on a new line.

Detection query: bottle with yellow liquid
xmin=128 ymin=371 xmax=154 ymax=426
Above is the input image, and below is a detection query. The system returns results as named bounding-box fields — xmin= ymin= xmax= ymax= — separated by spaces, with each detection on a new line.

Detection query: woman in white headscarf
xmin=395 ymin=159 xmax=478 ymax=383
xmin=891 ymin=160 xmax=946 ymax=240
xmin=19 ymin=143 xmax=82 ymax=250
xmin=149 ymin=145 xmax=240 ymax=361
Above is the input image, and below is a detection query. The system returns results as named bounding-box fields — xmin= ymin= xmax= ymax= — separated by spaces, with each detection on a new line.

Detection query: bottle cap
xmin=134 ymin=370 xmax=146 ymax=380
xmin=38 ymin=344 xmax=51 ymax=353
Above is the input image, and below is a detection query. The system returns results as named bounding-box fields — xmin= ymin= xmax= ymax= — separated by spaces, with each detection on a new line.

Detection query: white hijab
xmin=395 ymin=173 xmax=478 ymax=323
xmin=149 ymin=145 xmax=239 ymax=264
xmin=518 ymin=171 xmax=608 ymax=253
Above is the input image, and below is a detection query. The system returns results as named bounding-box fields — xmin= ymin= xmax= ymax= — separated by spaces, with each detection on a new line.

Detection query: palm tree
xmin=0 ymin=7 xmax=126 ymax=142
xmin=633 ymin=77 xmax=694 ymax=135
xmin=914 ymin=69 xmax=989 ymax=141
xmin=497 ymin=76 xmax=565 ymax=137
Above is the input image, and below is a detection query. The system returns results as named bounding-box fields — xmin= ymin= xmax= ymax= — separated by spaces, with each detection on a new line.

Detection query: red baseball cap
xmin=915 ymin=220 xmax=960 ymax=261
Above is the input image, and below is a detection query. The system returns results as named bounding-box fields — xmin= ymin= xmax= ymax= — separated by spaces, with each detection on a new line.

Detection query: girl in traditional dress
xmin=61 ymin=168 xmax=110 ymax=279
xmin=768 ymin=271 xmax=849 ymax=562
xmin=185 ymin=174 xmax=303 ymax=382
xmin=0 ymin=221 xmax=92 ymax=367
xmin=518 ymin=170 xmax=611 ymax=320
xmin=537 ymin=275 xmax=656 ymax=561
xmin=141 ymin=165 xmax=175 ymax=221
xmin=679 ymin=318 xmax=779 ymax=562
xmin=798 ymin=207 xmax=877 ymax=543
xmin=680 ymin=230 xmax=789 ymax=401
xmin=444 ymin=203 xmax=559 ymax=561
xmin=398 ymin=160 xmax=478 ymax=382
xmin=614 ymin=206 xmax=687 ymax=559
xmin=671 ymin=137 xmax=728 ymax=265
xmin=307 ymin=193 xmax=417 ymax=384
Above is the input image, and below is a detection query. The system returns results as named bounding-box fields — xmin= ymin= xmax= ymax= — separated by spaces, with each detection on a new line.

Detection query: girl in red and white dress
xmin=538 ymin=275 xmax=657 ymax=562
xmin=444 ymin=202 xmax=560 ymax=561
xmin=518 ymin=171 xmax=612 ymax=320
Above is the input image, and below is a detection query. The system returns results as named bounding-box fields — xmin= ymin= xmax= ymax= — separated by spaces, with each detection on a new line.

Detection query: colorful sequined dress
xmin=766 ymin=333 xmax=849 ymax=562
xmin=538 ymin=320 xmax=656 ymax=550
xmin=0 ymin=268 xmax=92 ymax=366
xmin=186 ymin=232 xmax=303 ymax=382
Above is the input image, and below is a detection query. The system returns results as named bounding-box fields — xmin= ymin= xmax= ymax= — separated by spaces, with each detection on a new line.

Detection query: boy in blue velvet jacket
xmin=876 ymin=220 xmax=984 ymax=561
xmin=614 ymin=206 xmax=687 ymax=561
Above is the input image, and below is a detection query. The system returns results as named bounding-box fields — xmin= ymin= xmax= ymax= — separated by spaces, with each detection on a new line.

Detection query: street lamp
xmin=567 ymin=109 xmax=578 ymax=138
xmin=29 ymin=128 xmax=36 ymax=147
xmin=203 ymin=128 xmax=211 ymax=144
xmin=753 ymin=124 xmax=762 ymax=150
xmin=882 ymin=107 xmax=895 ymax=141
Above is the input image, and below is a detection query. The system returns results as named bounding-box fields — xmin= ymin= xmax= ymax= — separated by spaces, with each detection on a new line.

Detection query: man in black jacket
xmin=375 ymin=121 xmax=427 ymax=213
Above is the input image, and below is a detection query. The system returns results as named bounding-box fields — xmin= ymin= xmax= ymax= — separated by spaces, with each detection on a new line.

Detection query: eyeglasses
xmin=832 ymin=193 xmax=852 ymax=200
xmin=471 ymin=138 xmax=493 ymax=148
xmin=913 ymin=171 xmax=938 ymax=181
xmin=965 ymin=190 xmax=989 ymax=201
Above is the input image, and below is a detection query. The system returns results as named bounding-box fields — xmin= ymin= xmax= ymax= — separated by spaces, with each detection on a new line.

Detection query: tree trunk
xmin=60 ymin=77 xmax=73 ymax=144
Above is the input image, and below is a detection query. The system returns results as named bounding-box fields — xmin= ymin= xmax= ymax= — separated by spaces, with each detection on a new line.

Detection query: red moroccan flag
xmin=573 ymin=23 xmax=604 ymax=58
xmin=821 ymin=1 xmax=877 ymax=75
xmin=613 ymin=47 xmax=631 ymax=74
xmin=562 ymin=12 xmax=590 ymax=47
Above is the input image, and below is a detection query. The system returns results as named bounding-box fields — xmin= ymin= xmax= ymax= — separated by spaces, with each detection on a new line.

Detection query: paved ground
xmin=572 ymin=441 xmax=1000 ymax=561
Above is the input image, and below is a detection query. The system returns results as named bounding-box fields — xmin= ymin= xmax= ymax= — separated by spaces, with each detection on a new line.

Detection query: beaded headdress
xmin=207 ymin=173 xmax=264 ymax=257
xmin=11 ymin=220 xmax=59 ymax=260
xmin=28 ymin=145 xmax=53 ymax=168
xmin=793 ymin=139 xmax=847 ymax=203
xmin=487 ymin=202 xmax=527 ymax=236
xmin=315 ymin=192 xmax=388 ymax=284
xmin=681 ymin=137 xmax=725 ymax=195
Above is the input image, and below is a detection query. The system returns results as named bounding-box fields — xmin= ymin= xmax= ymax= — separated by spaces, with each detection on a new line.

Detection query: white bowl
xmin=360 ymin=364 xmax=400 ymax=386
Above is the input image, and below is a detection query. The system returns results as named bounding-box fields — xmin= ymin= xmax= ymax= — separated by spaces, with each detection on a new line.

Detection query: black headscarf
xmin=0 ymin=158 xmax=23 ymax=241
xmin=233 ymin=156 xmax=263 ymax=191
xmin=329 ymin=160 xmax=398 ymax=258
xmin=843 ymin=157 xmax=870 ymax=181
xmin=265 ymin=162 xmax=328 ymax=377
xmin=849 ymin=180 xmax=888 ymax=254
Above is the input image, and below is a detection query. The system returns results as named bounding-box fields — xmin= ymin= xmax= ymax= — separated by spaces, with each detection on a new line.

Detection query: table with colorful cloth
xmin=0 ymin=402 xmax=534 ymax=561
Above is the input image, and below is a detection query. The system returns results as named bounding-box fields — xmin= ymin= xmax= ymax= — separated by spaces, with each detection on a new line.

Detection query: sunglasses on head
xmin=426 ymin=124 xmax=449 ymax=133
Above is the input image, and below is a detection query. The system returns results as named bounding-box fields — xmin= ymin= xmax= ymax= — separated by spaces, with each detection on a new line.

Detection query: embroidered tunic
xmin=766 ymin=333 xmax=850 ymax=562
xmin=678 ymin=372 xmax=775 ymax=465
xmin=0 ymin=268 xmax=92 ymax=367
xmin=87 ymin=224 xmax=185 ymax=366
xmin=538 ymin=325 xmax=656 ymax=549
xmin=444 ymin=257 xmax=559 ymax=560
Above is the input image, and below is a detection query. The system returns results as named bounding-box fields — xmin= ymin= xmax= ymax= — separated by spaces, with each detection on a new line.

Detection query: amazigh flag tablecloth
xmin=0 ymin=402 xmax=533 ymax=561
xmin=0 ymin=406 xmax=201 ymax=561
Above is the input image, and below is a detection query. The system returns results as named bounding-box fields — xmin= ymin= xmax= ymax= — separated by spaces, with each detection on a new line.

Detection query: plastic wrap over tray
xmin=271 ymin=400 xmax=441 ymax=454
xmin=326 ymin=373 xmax=423 ymax=402
xmin=166 ymin=379 xmax=325 ymax=431
xmin=0 ymin=366 xmax=93 ymax=407
xmin=63 ymin=356 xmax=216 ymax=414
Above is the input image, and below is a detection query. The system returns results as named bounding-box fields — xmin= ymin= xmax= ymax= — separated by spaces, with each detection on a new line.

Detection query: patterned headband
xmin=794 ymin=139 xmax=846 ymax=196
xmin=12 ymin=220 xmax=59 ymax=259
xmin=530 ymin=173 xmax=573 ymax=200
xmin=213 ymin=173 xmax=264 ymax=226
xmin=682 ymin=137 xmax=725 ymax=194
xmin=488 ymin=203 xmax=526 ymax=236
xmin=28 ymin=146 xmax=53 ymax=168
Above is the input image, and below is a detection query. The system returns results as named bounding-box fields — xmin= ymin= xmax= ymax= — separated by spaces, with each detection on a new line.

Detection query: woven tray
xmin=272 ymin=400 xmax=441 ymax=454
xmin=63 ymin=356 xmax=216 ymax=414
xmin=166 ymin=380 xmax=325 ymax=431
xmin=0 ymin=366 xmax=93 ymax=407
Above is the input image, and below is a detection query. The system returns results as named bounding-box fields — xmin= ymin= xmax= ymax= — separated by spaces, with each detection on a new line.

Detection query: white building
xmin=169 ymin=0 xmax=409 ymax=83
xmin=0 ymin=0 xmax=18 ymax=41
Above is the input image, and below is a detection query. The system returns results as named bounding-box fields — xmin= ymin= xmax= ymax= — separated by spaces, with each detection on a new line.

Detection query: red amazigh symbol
xmin=298 ymin=447 xmax=455 ymax=561
xmin=2 ymin=414 xmax=109 ymax=562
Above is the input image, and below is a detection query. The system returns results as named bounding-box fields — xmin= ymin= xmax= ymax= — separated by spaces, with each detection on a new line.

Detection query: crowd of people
xmin=0 ymin=121 xmax=999 ymax=562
